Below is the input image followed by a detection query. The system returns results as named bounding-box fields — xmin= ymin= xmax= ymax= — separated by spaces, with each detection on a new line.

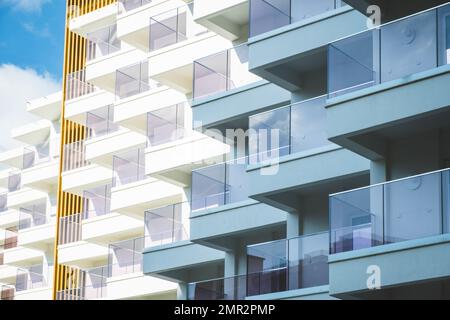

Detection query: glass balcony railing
xmin=189 ymin=232 xmax=329 ymax=300
xmin=18 ymin=205 xmax=48 ymax=230
xmin=249 ymin=95 xmax=334 ymax=164
xmin=146 ymin=103 xmax=188 ymax=147
xmin=112 ymin=148 xmax=146 ymax=187
xmin=66 ymin=69 xmax=98 ymax=101
xmin=0 ymin=192 xmax=7 ymax=213
xmin=330 ymin=168 xmax=450 ymax=254
xmin=191 ymin=157 xmax=249 ymax=213
xmin=8 ymin=170 xmax=21 ymax=193
xmin=118 ymin=0 xmax=152 ymax=13
xmin=149 ymin=2 xmax=208 ymax=52
xmin=1 ymin=229 xmax=18 ymax=251
xmin=58 ymin=213 xmax=82 ymax=245
xmin=115 ymin=61 xmax=160 ymax=100
xmin=328 ymin=3 xmax=450 ymax=98
xmin=82 ymin=185 xmax=111 ymax=220
xmin=86 ymin=24 xmax=121 ymax=61
xmin=193 ymin=44 xmax=262 ymax=100
xmin=85 ymin=105 xmax=120 ymax=140
xmin=247 ymin=232 xmax=329 ymax=295
xmin=144 ymin=202 xmax=189 ymax=248
xmin=0 ymin=285 xmax=14 ymax=300
xmin=108 ymin=237 xmax=144 ymax=277
xmin=63 ymin=140 xmax=91 ymax=172
xmin=15 ymin=265 xmax=47 ymax=292
xmin=249 ymin=0 xmax=346 ymax=38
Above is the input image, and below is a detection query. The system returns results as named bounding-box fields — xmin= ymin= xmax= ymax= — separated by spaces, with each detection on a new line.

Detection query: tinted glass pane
xmin=250 ymin=0 xmax=290 ymax=37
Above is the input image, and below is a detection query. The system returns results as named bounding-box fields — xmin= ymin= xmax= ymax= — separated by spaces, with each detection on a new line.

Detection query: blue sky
xmin=0 ymin=0 xmax=66 ymax=80
xmin=0 ymin=0 xmax=65 ymax=151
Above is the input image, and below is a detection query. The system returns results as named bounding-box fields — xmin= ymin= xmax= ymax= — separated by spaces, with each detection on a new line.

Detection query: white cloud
xmin=22 ymin=22 xmax=51 ymax=38
xmin=0 ymin=0 xmax=51 ymax=13
xmin=0 ymin=64 xmax=61 ymax=150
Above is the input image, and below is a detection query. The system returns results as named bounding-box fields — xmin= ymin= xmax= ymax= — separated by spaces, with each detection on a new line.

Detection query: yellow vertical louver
xmin=53 ymin=0 xmax=117 ymax=300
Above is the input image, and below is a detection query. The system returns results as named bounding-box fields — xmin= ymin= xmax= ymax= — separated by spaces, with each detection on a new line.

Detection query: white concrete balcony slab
xmin=7 ymin=188 xmax=48 ymax=210
xmin=110 ymin=178 xmax=184 ymax=217
xmin=84 ymin=128 xmax=147 ymax=167
xmin=117 ymin=0 xmax=184 ymax=52
xmin=0 ymin=147 xmax=28 ymax=169
xmin=193 ymin=0 xmax=249 ymax=40
xmin=106 ymin=272 xmax=177 ymax=300
xmin=18 ymin=221 xmax=56 ymax=251
xmin=0 ymin=265 xmax=18 ymax=283
xmin=148 ymin=33 xmax=232 ymax=93
xmin=26 ymin=91 xmax=62 ymax=121
xmin=58 ymin=241 xmax=109 ymax=268
xmin=69 ymin=3 xmax=118 ymax=37
xmin=21 ymin=160 xmax=59 ymax=192
xmin=82 ymin=213 xmax=143 ymax=244
xmin=3 ymin=246 xmax=44 ymax=267
xmin=11 ymin=120 xmax=53 ymax=146
xmin=114 ymin=86 xmax=186 ymax=134
xmin=85 ymin=46 xmax=147 ymax=93
xmin=65 ymin=89 xmax=115 ymax=126
xmin=145 ymin=132 xmax=230 ymax=187
xmin=0 ymin=209 xmax=21 ymax=229
xmin=14 ymin=286 xmax=52 ymax=300
xmin=62 ymin=164 xmax=112 ymax=196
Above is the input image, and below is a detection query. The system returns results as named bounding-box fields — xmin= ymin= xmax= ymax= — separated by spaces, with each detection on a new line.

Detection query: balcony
xmin=102 ymin=236 xmax=177 ymax=299
xmin=7 ymin=187 xmax=48 ymax=210
xmin=14 ymin=265 xmax=51 ymax=300
xmin=146 ymin=3 xmax=232 ymax=93
xmin=110 ymin=148 xmax=184 ymax=217
xmin=189 ymin=158 xmax=287 ymax=250
xmin=11 ymin=120 xmax=53 ymax=146
xmin=193 ymin=44 xmax=261 ymax=101
xmin=247 ymin=95 xmax=369 ymax=212
xmin=193 ymin=0 xmax=249 ymax=40
xmin=69 ymin=2 xmax=118 ymax=37
xmin=0 ymin=284 xmax=15 ymax=300
xmin=65 ymin=72 xmax=115 ymax=126
xmin=116 ymin=0 xmax=178 ymax=52
xmin=188 ymin=232 xmax=329 ymax=300
xmin=144 ymin=103 xmax=230 ymax=186
xmin=17 ymin=206 xmax=55 ymax=250
xmin=26 ymin=91 xmax=62 ymax=121
xmin=2 ymin=245 xmax=44 ymax=267
xmin=328 ymin=168 xmax=450 ymax=299
xmin=81 ymin=185 xmax=143 ymax=243
xmin=247 ymin=0 xmax=366 ymax=91
xmin=85 ymin=43 xmax=147 ymax=93
xmin=0 ymin=209 xmax=21 ymax=230
xmin=326 ymin=3 xmax=450 ymax=160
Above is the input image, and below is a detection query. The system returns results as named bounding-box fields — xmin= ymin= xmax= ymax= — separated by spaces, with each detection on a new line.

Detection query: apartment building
xmin=1 ymin=0 xmax=450 ymax=300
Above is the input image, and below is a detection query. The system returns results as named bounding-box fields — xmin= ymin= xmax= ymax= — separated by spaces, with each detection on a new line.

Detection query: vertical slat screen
xmin=53 ymin=0 xmax=117 ymax=300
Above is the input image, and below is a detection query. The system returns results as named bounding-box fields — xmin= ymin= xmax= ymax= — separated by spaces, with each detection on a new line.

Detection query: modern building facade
xmin=1 ymin=0 xmax=450 ymax=300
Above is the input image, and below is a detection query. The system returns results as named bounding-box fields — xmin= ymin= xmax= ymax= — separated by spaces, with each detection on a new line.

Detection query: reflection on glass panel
xmin=384 ymin=173 xmax=441 ymax=243
xmin=291 ymin=0 xmax=336 ymax=22
xmin=188 ymin=275 xmax=247 ymax=300
xmin=86 ymin=105 xmax=119 ymax=139
xmin=112 ymin=148 xmax=146 ymax=187
xmin=193 ymin=50 xmax=230 ymax=99
xmin=249 ymin=106 xmax=290 ymax=163
xmin=328 ymin=30 xmax=376 ymax=97
xmin=66 ymin=69 xmax=97 ymax=100
xmin=8 ymin=171 xmax=21 ymax=192
xmin=109 ymin=237 xmax=144 ymax=277
xmin=147 ymin=103 xmax=186 ymax=147
xmin=330 ymin=169 xmax=450 ymax=254
xmin=0 ymin=192 xmax=7 ymax=213
xmin=290 ymin=96 xmax=330 ymax=153
xmin=149 ymin=7 xmax=187 ymax=51
xmin=16 ymin=265 xmax=46 ymax=292
xmin=18 ymin=204 xmax=47 ymax=230
xmin=380 ymin=10 xmax=437 ymax=82
xmin=249 ymin=0 xmax=291 ymax=37
xmin=144 ymin=202 xmax=189 ymax=247
xmin=83 ymin=185 xmax=111 ymax=219
xmin=115 ymin=61 xmax=158 ymax=99
xmin=191 ymin=163 xmax=227 ymax=212
xmin=86 ymin=24 xmax=121 ymax=61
